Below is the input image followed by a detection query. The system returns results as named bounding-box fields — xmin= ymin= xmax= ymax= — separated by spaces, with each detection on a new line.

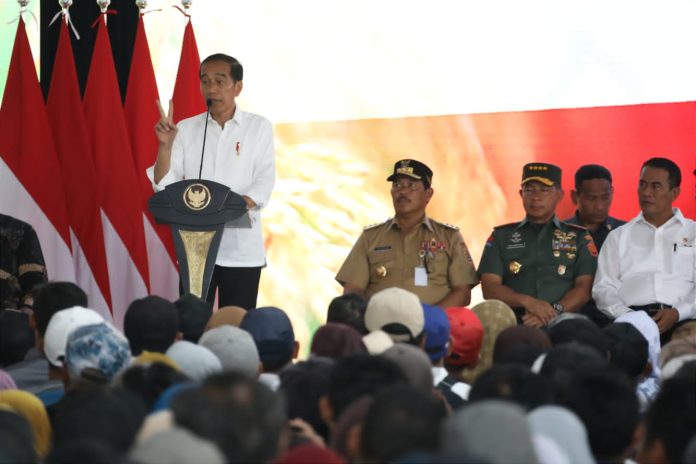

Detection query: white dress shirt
xmin=147 ymin=109 xmax=275 ymax=267
xmin=593 ymin=208 xmax=696 ymax=320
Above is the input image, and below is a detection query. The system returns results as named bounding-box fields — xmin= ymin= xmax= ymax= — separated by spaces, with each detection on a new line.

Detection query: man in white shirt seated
xmin=593 ymin=157 xmax=696 ymax=341
xmin=150 ymin=54 xmax=275 ymax=310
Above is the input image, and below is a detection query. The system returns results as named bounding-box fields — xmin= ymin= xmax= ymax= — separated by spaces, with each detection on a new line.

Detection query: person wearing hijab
xmin=528 ymin=405 xmax=595 ymax=464
xmin=441 ymin=399 xmax=538 ymax=463
xmin=616 ymin=311 xmax=661 ymax=407
xmin=459 ymin=300 xmax=516 ymax=384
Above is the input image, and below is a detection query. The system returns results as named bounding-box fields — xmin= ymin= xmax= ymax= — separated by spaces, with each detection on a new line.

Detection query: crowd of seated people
xmin=0 ymin=280 xmax=696 ymax=463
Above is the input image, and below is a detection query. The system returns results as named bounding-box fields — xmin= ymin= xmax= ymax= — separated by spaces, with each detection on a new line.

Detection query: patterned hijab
xmin=460 ymin=299 xmax=517 ymax=384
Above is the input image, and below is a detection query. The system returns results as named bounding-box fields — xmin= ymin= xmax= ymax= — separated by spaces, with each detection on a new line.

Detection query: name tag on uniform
xmin=415 ymin=266 xmax=428 ymax=286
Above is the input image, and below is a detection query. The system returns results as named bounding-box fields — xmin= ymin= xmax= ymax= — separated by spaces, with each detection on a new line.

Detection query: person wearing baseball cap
xmin=478 ymin=162 xmax=598 ymax=328
xmin=336 ymin=159 xmax=478 ymax=307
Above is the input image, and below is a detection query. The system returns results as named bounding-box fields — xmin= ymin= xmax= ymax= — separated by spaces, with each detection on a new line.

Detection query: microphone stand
xmin=198 ymin=99 xmax=212 ymax=180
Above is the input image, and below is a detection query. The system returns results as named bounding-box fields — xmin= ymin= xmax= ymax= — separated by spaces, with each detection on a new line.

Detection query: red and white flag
xmin=124 ymin=15 xmax=179 ymax=301
xmin=0 ymin=17 xmax=75 ymax=284
xmin=172 ymin=19 xmax=206 ymax=123
xmin=83 ymin=16 xmax=149 ymax=328
xmin=47 ymin=20 xmax=112 ymax=320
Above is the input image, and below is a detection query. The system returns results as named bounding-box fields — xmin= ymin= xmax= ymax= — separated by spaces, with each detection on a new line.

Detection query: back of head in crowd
xmin=64 ymin=322 xmax=131 ymax=388
xmin=441 ymin=400 xmax=538 ymax=463
xmin=538 ymin=342 xmax=608 ymax=400
xmin=199 ymin=325 xmax=260 ymax=377
xmin=0 ymin=410 xmax=37 ymax=463
xmin=327 ymin=293 xmax=368 ymax=335
xmin=555 ymin=366 xmax=639 ymax=462
xmin=322 ymin=354 xmax=408 ymax=425
xmin=171 ymin=372 xmax=286 ymax=463
xmin=492 ymin=325 xmax=551 ymax=367
xmin=174 ymin=293 xmax=212 ymax=343
xmin=640 ymin=364 xmax=696 ymax=463
xmin=381 ymin=343 xmax=433 ymax=393
xmin=361 ymin=385 xmax=447 ymax=462
xmin=310 ymin=322 xmax=367 ymax=359
xmin=165 ymin=341 xmax=222 ymax=382
xmin=32 ymin=282 xmax=88 ymax=337
xmin=52 ymin=388 xmax=148 ymax=459
xmin=279 ymin=356 xmax=334 ymax=443
xmin=603 ymin=322 xmax=649 ymax=381
xmin=364 ymin=288 xmax=424 ymax=345
xmin=0 ymin=309 xmax=34 ymax=366
xmin=469 ymin=364 xmax=551 ymax=411
xmin=124 ymin=296 xmax=180 ymax=356
xmin=240 ymin=306 xmax=298 ymax=372
xmin=547 ymin=317 xmax=608 ymax=359
xmin=422 ymin=304 xmax=449 ymax=364
xmin=119 ymin=361 xmax=190 ymax=410
xmin=443 ymin=306 xmax=483 ymax=370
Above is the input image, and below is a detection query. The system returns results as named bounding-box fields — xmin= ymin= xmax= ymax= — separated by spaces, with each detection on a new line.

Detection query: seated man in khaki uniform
xmin=336 ymin=159 xmax=478 ymax=307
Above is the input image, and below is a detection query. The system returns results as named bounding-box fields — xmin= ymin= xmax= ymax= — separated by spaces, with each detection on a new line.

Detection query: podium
xmin=148 ymin=179 xmax=250 ymax=299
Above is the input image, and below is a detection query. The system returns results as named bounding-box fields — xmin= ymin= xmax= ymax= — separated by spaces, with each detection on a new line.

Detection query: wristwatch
xmin=552 ymin=302 xmax=565 ymax=315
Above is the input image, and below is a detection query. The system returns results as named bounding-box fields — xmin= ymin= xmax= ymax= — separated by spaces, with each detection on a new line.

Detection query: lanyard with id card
xmin=415 ymin=248 xmax=428 ymax=286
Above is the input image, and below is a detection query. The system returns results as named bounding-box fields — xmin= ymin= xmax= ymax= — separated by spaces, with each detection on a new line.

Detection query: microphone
xmin=198 ymin=99 xmax=213 ymax=179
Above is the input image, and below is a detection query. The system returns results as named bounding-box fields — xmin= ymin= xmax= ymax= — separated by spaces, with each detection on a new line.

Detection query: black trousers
xmin=205 ymin=265 xmax=262 ymax=310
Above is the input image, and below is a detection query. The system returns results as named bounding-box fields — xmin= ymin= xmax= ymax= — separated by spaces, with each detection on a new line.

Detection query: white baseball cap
xmin=44 ymin=306 xmax=104 ymax=366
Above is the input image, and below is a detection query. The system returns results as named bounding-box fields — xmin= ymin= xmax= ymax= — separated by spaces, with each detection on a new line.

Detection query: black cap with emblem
xmin=386 ymin=159 xmax=434 ymax=188
xmin=521 ymin=162 xmax=562 ymax=187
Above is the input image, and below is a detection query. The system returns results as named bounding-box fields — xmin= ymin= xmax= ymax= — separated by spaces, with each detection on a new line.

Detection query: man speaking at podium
xmin=148 ymin=54 xmax=276 ymax=310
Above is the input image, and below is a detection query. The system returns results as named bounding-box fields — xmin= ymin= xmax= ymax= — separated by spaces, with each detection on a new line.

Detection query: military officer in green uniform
xmin=478 ymin=162 xmax=598 ymax=327
xmin=336 ymin=159 xmax=478 ymax=307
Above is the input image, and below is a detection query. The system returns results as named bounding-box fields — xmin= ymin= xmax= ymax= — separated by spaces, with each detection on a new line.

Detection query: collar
xmin=388 ymin=215 xmax=434 ymax=232
xmin=206 ymin=106 xmax=244 ymax=127
xmin=571 ymin=210 xmax=617 ymax=231
xmin=635 ymin=208 xmax=686 ymax=228
xmin=518 ymin=214 xmax=561 ymax=230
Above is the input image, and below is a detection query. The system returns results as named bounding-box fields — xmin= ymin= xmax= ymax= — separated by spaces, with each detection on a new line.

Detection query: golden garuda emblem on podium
xmin=183 ymin=183 xmax=211 ymax=211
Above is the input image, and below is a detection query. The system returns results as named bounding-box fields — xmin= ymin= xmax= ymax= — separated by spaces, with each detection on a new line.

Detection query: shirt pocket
xmin=428 ymin=250 xmax=450 ymax=285
xmin=673 ymin=245 xmax=695 ymax=281
xmin=367 ymin=249 xmax=396 ymax=280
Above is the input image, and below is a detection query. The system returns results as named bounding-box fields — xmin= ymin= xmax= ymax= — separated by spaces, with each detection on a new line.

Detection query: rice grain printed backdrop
xmin=1 ymin=0 xmax=694 ymax=347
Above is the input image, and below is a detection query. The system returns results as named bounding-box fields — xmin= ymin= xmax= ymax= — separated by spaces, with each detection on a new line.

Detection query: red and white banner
xmin=83 ymin=16 xmax=149 ymax=328
xmin=46 ymin=20 xmax=112 ymax=320
xmin=0 ymin=18 xmax=75 ymax=284
xmin=124 ymin=15 xmax=179 ymax=302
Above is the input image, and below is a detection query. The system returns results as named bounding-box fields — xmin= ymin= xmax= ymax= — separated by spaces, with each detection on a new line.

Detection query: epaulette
xmin=493 ymin=221 xmax=519 ymax=230
xmin=430 ymin=219 xmax=459 ymax=230
xmin=565 ymin=222 xmax=588 ymax=231
xmin=363 ymin=219 xmax=390 ymax=230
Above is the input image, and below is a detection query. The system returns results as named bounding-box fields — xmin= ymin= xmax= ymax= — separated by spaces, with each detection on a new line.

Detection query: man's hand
xmin=241 ymin=195 xmax=257 ymax=209
xmin=522 ymin=312 xmax=546 ymax=328
xmin=155 ymin=99 xmax=178 ymax=146
xmin=521 ymin=296 xmax=557 ymax=325
xmin=652 ymin=308 xmax=679 ymax=334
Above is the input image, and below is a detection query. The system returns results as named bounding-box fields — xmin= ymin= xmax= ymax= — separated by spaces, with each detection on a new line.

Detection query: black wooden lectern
xmin=148 ymin=179 xmax=250 ymax=299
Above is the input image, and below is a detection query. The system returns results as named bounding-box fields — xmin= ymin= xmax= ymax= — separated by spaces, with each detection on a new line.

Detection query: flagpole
xmin=97 ymin=0 xmax=110 ymax=25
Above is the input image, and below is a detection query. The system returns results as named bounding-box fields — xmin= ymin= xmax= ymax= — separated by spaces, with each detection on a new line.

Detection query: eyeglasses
xmin=391 ymin=180 xmax=425 ymax=192
xmin=521 ymin=186 xmax=556 ymax=196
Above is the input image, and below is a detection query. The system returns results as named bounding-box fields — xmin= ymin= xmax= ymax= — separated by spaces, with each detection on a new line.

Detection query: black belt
xmin=629 ymin=303 xmax=670 ymax=313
